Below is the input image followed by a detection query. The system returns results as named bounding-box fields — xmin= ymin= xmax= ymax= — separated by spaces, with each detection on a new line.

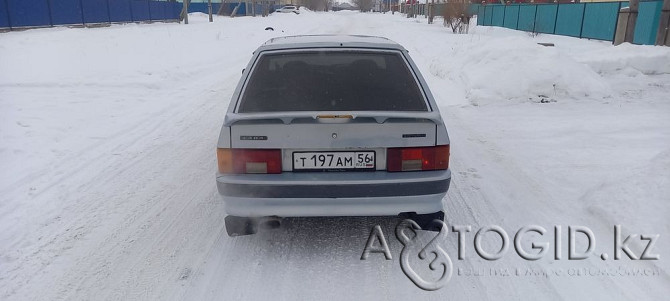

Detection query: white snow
xmin=1 ymin=11 xmax=669 ymax=300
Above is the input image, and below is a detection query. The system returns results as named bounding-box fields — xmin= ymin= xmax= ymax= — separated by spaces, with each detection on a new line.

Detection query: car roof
xmin=256 ymin=35 xmax=406 ymax=52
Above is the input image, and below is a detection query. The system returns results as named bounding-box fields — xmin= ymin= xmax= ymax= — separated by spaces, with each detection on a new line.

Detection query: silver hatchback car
xmin=274 ymin=5 xmax=299 ymax=14
xmin=217 ymin=35 xmax=451 ymax=236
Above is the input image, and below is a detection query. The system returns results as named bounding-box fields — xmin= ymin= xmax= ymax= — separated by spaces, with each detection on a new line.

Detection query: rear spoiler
xmin=223 ymin=111 xmax=443 ymax=126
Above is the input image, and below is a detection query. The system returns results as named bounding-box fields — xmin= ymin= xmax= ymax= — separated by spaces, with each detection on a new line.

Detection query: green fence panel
xmin=581 ymin=2 xmax=620 ymax=41
xmin=517 ymin=4 xmax=537 ymax=32
xmin=485 ymin=5 xmax=493 ymax=25
xmin=477 ymin=5 xmax=484 ymax=25
xmin=492 ymin=5 xmax=505 ymax=26
xmin=503 ymin=4 xmax=520 ymax=29
xmin=474 ymin=1 xmax=663 ymax=45
xmin=434 ymin=4 xmax=444 ymax=17
xmin=633 ymin=1 xmax=662 ymax=45
xmin=468 ymin=4 xmax=479 ymax=16
xmin=535 ymin=4 xmax=558 ymax=33
xmin=554 ymin=3 xmax=585 ymax=37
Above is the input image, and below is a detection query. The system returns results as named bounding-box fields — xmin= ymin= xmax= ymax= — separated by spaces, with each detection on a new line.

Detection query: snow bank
xmin=424 ymin=34 xmax=611 ymax=105
xmin=583 ymin=149 xmax=670 ymax=233
xmin=464 ymin=36 xmax=610 ymax=104
xmin=578 ymin=43 xmax=670 ymax=75
xmin=431 ymin=26 xmax=670 ymax=105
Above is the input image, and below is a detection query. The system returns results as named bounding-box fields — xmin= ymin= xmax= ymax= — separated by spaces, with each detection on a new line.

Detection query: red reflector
xmin=222 ymin=149 xmax=282 ymax=174
xmin=387 ymin=145 xmax=450 ymax=172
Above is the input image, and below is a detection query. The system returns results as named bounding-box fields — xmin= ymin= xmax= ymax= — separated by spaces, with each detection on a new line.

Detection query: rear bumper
xmin=216 ymin=169 xmax=450 ymax=217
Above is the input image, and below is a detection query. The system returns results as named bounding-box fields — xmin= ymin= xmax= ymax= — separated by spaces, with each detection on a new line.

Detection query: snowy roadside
xmin=1 ymin=11 xmax=669 ymax=301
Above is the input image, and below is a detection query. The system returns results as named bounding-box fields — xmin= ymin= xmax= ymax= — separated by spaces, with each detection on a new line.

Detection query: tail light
xmin=217 ymin=148 xmax=282 ymax=174
xmin=387 ymin=145 xmax=449 ymax=172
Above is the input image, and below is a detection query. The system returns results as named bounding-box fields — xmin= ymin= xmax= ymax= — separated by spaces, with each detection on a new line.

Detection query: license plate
xmin=293 ymin=151 xmax=375 ymax=170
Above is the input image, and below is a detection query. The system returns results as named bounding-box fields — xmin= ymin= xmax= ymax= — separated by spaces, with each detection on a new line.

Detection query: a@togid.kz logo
xmin=361 ymin=219 xmax=452 ymax=291
xmin=362 ymin=220 xmax=661 ymax=290
xmin=397 ymin=219 xmax=453 ymax=290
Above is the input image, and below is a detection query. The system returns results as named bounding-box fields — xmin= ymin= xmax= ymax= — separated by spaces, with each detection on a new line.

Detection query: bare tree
xmin=442 ymin=2 xmax=471 ymax=34
xmin=317 ymin=0 xmax=334 ymax=11
xmin=298 ymin=0 xmax=333 ymax=11
xmin=353 ymin=0 xmax=373 ymax=12
xmin=180 ymin=0 xmax=190 ymax=23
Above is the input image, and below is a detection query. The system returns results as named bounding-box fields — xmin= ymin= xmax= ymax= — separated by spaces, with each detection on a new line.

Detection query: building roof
xmin=257 ymin=35 xmax=405 ymax=52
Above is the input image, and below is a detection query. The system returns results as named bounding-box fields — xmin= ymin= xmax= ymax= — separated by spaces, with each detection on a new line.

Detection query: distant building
xmin=333 ymin=2 xmax=357 ymax=10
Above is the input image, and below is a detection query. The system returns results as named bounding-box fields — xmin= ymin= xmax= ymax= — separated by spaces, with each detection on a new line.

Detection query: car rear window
xmin=237 ymin=51 xmax=429 ymax=113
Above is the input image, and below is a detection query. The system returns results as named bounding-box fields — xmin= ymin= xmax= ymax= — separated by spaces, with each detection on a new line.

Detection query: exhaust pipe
xmin=260 ymin=216 xmax=282 ymax=230
xmin=224 ymin=216 xmax=283 ymax=237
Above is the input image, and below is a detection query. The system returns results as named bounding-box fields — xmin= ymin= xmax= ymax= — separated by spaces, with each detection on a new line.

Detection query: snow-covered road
xmin=1 ymin=11 xmax=669 ymax=300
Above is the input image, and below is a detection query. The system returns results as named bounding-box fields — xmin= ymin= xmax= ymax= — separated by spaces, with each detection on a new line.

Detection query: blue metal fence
xmin=187 ymin=3 xmax=221 ymax=14
xmin=503 ymin=4 xmax=519 ymax=29
xmin=484 ymin=5 xmax=493 ymax=25
xmin=474 ymin=1 xmax=664 ymax=45
xmin=50 ymin=0 xmax=83 ymax=25
xmin=491 ymin=5 xmax=504 ymax=26
xmin=535 ymin=4 xmax=558 ymax=33
xmin=109 ymin=0 xmax=133 ymax=22
xmin=0 ymin=0 xmax=181 ymax=29
xmin=554 ymin=3 xmax=584 ymax=37
xmin=581 ymin=2 xmax=621 ymax=40
xmin=633 ymin=0 xmax=663 ymax=44
xmin=83 ymin=0 xmax=111 ymax=23
xmin=130 ymin=0 xmax=150 ymax=20
xmin=517 ymin=5 xmax=536 ymax=31
xmin=0 ymin=0 xmax=9 ymax=28
xmin=6 ymin=0 xmax=52 ymax=27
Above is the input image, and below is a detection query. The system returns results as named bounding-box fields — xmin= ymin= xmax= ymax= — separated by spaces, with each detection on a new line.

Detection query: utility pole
xmin=208 ymin=0 xmax=213 ymax=22
xmin=428 ymin=0 xmax=433 ymax=23
xmin=624 ymin=0 xmax=639 ymax=43
xmin=183 ymin=0 xmax=189 ymax=24
xmin=656 ymin=0 xmax=670 ymax=46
